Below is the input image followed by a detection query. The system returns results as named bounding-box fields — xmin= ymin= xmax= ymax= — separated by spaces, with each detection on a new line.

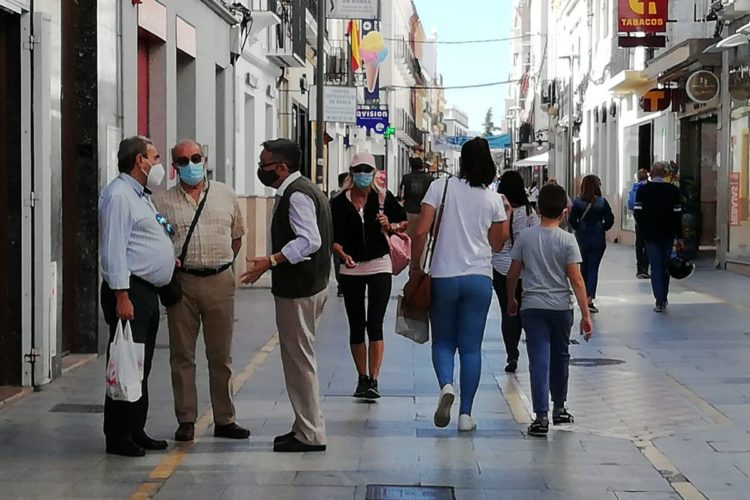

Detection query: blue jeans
xmin=644 ymin=240 xmax=672 ymax=305
xmin=521 ymin=309 xmax=574 ymax=415
xmin=578 ymin=243 xmax=605 ymax=299
xmin=430 ymin=275 xmax=493 ymax=415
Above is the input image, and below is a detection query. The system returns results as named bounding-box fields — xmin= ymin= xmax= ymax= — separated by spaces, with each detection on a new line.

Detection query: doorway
xmin=680 ymin=116 xmax=718 ymax=257
xmin=0 ymin=11 xmax=23 ymax=385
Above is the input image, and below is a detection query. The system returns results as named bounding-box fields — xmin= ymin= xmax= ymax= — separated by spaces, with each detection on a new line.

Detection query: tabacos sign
xmin=618 ymin=0 xmax=668 ymax=33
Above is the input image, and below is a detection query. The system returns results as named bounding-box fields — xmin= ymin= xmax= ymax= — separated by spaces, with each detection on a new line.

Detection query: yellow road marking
xmin=496 ymin=375 xmax=533 ymax=424
xmin=664 ymin=375 xmax=732 ymax=427
xmin=636 ymin=440 xmax=707 ymax=500
xmin=129 ymin=333 xmax=279 ymax=500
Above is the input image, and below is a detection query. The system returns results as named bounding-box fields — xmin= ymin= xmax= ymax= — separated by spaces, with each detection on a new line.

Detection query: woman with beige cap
xmin=331 ymin=152 xmax=407 ymax=400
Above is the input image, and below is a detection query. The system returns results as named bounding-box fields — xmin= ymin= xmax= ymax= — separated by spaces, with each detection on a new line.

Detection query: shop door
xmin=0 ymin=11 xmax=23 ymax=385
xmin=681 ymin=117 xmax=718 ymax=256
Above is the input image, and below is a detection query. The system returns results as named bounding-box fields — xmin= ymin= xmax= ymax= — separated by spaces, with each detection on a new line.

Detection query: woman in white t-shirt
xmin=491 ymin=170 xmax=540 ymax=374
xmin=409 ymin=137 xmax=509 ymax=432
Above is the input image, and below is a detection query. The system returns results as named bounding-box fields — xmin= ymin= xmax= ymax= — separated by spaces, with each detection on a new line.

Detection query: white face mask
xmin=143 ymin=161 xmax=165 ymax=189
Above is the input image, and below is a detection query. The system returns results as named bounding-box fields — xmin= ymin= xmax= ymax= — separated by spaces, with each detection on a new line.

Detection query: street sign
xmin=309 ymin=86 xmax=357 ymax=123
xmin=327 ymin=0 xmax=379 ymax=20
xmin=618 ymin=0 xmax=668 ymax=34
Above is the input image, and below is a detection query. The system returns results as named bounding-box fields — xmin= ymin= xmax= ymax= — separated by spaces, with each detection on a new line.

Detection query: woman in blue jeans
xmin=568 ymin=175 xmax=614 ymax=313
xmin=408 ymin=138 xmax=509 ymax=432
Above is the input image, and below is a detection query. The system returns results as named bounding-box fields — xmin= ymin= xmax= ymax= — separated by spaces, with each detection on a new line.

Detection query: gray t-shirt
xmin=510 ymin=226 xmax=582 ymax=311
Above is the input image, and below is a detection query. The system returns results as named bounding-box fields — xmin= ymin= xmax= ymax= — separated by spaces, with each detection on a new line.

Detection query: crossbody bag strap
xmin=179 ymin=183 xmax=211 ymax=266
xmin=425 ymin=176 xmax=451 ymax=270
xmin=580 ymin=202 xmax=593 ymax=222
xmin=509 ymin=209 xmax=516 ymax=247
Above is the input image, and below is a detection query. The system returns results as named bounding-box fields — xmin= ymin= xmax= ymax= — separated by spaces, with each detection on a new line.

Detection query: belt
xmin=178 ymin=263 xmax=232 ymax=278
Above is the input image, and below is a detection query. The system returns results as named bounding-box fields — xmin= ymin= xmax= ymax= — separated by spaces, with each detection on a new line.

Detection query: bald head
xmin=651 ymin=161 xmax=668 ymax=178
xmin=171 ymin=139 xmax=203 ymax=163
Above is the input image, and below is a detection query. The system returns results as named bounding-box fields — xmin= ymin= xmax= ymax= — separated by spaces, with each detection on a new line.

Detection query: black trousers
xmin=340 ymin=273 xmax=392 ymax=344
xmin=635 ymin=223 xmax=650 ymax=274
xmin=492 ymin=270 xmax=523 ymax=363
xmin=101 ymin=277 xmax=160 ymax=443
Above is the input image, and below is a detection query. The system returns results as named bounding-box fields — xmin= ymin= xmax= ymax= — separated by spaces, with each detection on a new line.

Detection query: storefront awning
xmin=607 ymin=70 xmax=654 ymax=96
xmin=644 ymin=39 xmax=721 ymax=82
xmin=514 ymin=151 xmax=548 ymax=167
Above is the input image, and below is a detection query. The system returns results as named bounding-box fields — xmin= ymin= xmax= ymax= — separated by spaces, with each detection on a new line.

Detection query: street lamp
xmin=559 ymin=54 xmax=579 ymax=194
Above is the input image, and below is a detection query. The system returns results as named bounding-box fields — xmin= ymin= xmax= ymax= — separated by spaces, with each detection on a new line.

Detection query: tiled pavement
xmin=2 ymin=246 xmax=750 ymax=499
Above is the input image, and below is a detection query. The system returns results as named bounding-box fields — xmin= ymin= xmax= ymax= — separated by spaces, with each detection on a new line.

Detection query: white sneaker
xmin=434 ymin=384 xmax=455 ymax=428
xmin=458 ymin=414 xmax=476 ymax=432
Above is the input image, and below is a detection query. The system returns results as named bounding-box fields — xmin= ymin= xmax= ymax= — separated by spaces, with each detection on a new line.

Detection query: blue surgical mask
xmin=178 ymin=162 xmax=205 ymax=186
xmin=352 ymin=173 xmax=374 ymax=188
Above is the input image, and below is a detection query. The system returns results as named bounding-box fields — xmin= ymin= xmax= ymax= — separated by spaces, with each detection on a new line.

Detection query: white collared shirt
xmin=274 ymin=172 xmax=322 ymax=264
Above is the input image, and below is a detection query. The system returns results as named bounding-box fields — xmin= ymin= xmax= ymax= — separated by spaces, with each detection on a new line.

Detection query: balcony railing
xmin=267 ymin=0 xmax=306 ymax=68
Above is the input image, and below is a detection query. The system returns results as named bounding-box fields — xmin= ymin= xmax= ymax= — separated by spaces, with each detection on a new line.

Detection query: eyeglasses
xmin=155 ymin=213 xmax=175 ymax=237
xmin=258 ymin=161 xmax=282 ymax=170
xmin=174 ymin=154 xmax=203 ymax=168
xmin=350 ymin=165 xmax=375 ymax=174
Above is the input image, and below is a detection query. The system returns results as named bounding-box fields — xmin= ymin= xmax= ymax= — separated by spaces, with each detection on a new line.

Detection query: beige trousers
xmin=274 ymin=289 xmax=328 ymax=446
xmin=167 ymin=269 xmax=236 ymax=425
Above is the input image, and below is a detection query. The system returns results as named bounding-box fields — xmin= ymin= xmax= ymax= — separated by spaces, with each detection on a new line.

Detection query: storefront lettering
xmin=730 ymin=172 xmax=741 ymax=227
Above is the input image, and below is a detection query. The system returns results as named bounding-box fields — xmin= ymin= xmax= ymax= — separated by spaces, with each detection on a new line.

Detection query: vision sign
xmin=618 ymin=0 xmax=668 ymax=33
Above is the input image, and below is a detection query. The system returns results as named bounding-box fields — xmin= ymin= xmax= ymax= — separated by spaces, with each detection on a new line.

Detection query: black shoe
xmin=552 ymin=408 xmax=575 ymax=425
xmin=273 ymin=436 xmax=326 ymax=453
xmin=504 ymin=360 xmax=518 ymax=373
xmin=353 ymin=374 xmax=370 ymax=398
xmin=273 ymin=431 xmax=295 ymax=446
xmin=133 ymin=433 xmax=168 ymax=450
xmin=214 ymin=422 xmax=251 ymax=439
xmin=527 ymin=418 xmax=549 ymax=437
xmin=106 ymin=438 xmax=146 ymax=457
xmin=175 ymin=423 xmax=195 ymax=442
xmin=654 ymin=303 xmax=666 ymax=313
xmin=636 ymin=272 xmax=650 ymax=279
xmin=588 ymin=302 xmax=599 ymax=314
xmin=365 ymin=379 xmax=381 ymax=399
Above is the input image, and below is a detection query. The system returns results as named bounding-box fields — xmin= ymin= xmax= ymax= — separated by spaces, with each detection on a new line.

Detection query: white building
xmin=444 ymin=107 xmax=469 ymax=174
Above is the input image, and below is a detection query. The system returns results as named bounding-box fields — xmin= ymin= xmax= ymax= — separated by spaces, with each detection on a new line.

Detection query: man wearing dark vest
xmin=241 ymin=138 xmax=333 ymax=453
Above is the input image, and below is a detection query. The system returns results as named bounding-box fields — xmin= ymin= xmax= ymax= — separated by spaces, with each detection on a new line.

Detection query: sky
xmin=412 ymin=0 xmax=513 ymax=133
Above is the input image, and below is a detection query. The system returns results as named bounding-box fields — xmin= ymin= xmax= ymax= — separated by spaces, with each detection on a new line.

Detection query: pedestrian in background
xmin=528 ymin=181 xmax=540 ymax=209
xmin=242 ymin=139 xmax=332 ymax=452
xmin=331 ymin=153 xmax=407 ymax=400
xmin=568 ymin=175 xmax=614 ymax=313
xmin=410 ymin=137 xmax=508 ymax=432
xmin=492 ymin=170 xmax=540 ymax=373
xmin=152 ymin=139 xmax=250 ymax=443
xmin=628 ymin=168 xmax=651 ymax=279
xmin=399 ymin=157 xmax=434 ymax=238
xmin=99 ymin=136 xmax=175 ymax=456
xmin=506 ymin=184 xmax=592 ymax=437
xmin=634 ymin=161 xmax=684 ymax=313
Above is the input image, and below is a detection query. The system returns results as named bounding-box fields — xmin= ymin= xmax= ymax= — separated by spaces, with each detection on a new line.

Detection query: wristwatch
xmin=269 ymin=254 xmax=278 ymax=267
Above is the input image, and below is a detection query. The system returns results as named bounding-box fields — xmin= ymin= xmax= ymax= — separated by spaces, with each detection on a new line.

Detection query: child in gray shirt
xmin=507 ymin=184 xmax=592 ymax=437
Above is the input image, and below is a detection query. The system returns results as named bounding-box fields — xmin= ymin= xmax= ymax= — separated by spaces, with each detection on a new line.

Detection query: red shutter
xmin=137 ymin=38 xmax=150 ymax=136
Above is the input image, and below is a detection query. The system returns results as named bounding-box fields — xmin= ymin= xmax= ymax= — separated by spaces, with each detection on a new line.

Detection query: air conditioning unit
xmin=266 ymin=84 xmax=278 ymax=99
xmin=246 ymin=73 xmax=260 ymax=89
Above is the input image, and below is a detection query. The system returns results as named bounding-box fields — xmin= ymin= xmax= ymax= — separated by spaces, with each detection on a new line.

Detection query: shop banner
xmin=618 ymin=0 xmax=668 ymax=34
xmin=730 ymin=172 xmax=741 ymax=227
xmin=356 ymin=108 xmax=389 ymax=134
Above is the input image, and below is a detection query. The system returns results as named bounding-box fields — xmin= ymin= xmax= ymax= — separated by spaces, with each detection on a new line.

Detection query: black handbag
xmin=158 ymin=184 xmax=210 ymax=307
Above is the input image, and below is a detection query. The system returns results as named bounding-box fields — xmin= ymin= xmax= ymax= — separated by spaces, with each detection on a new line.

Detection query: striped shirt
xmin=99 ymin=173 xmax=176 ymax=289
xmin=491 ymin=205 xmax=540 ymax=275
xmin=152 ymin=181 xmax=245 ymax=269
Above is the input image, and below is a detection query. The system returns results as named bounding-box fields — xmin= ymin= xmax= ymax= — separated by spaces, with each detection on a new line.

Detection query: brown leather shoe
xmin=175 ymin=423 xmax=195 ymax=442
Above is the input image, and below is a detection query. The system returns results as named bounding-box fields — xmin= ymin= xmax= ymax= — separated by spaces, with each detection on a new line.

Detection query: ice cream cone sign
xmin=359 ymin=31 xmax=389 ymax=94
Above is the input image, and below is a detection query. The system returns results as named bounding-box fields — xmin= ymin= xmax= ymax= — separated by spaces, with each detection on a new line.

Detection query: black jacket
xmin=331 ymin=189 xmax=407 ymax=263
xmin=633 ymin=180 xmax=683 ymax=242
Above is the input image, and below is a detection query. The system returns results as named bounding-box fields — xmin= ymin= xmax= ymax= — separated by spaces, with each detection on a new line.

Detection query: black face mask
xmin=257 ymin=167 xmax=279 ymax=187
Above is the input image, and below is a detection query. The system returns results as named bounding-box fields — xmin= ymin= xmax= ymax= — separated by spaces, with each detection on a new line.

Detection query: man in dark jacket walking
xmin=242 ymin=138 xmax=333 ymax=452
xmin=628 ymin=168 xmax=650 ymax=279
xmin=634 ymin=161 xmax=683 ymax=313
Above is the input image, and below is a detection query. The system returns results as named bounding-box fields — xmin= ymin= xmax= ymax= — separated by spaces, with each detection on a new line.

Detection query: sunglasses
xmin=174 ymin=154 xmax=203 ymax=168
xmin=155 ymin=213 xmax=175 ymax=237
xmin=350 ymin=165 xmax=375 ymax=174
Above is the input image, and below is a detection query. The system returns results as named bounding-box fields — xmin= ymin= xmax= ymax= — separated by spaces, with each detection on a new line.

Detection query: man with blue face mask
xmin=152 ymin=139 xmax=250 ymax=443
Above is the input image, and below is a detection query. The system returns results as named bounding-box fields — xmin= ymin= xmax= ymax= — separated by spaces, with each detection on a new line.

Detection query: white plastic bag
xmin=395 ymin=296 xmax=429 ymax=344
xmin=105 ymin=321 xmax=145 ymax=402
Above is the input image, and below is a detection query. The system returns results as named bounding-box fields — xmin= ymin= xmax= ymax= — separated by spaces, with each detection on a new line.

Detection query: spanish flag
xmin=348 ymin=20 xmax=361 ymax=72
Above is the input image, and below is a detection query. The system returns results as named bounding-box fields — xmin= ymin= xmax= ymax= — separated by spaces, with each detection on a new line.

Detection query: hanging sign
xmin=730 ymin=173 xmax=741 ymax=226
xmin=356 ymin=108 xmax=389 ymax=134
xmin=360 ymin=20 xmax=386 ymax=101
xmin=309 ymin=86 xmax=357 ymax=123
xmin=686 ymin=71 xmax=720 ymax=104
xmin=618 ymin=0 xmax=668 ymax=34
xmin=327 ymin=0 xmax=379 ymax=20
xmin=640 ymin=88 xmax=672 ymax=112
